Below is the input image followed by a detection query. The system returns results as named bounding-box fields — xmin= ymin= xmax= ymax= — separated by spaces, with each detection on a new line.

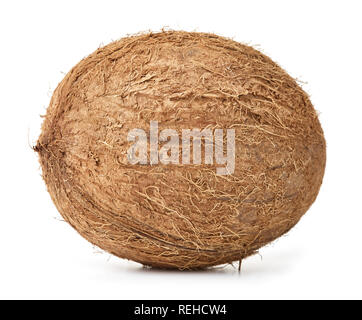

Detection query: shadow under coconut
xmin=123 ymin=247 xmax=302 ymax=277
xmin=138 ymin=265 xmax=235 ymax=275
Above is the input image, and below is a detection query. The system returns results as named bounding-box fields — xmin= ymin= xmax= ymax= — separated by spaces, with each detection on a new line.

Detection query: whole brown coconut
xmin=35 ymin=31 xmax=326 ymax=269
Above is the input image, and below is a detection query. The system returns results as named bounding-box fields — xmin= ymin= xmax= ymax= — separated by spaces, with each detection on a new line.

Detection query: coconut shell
xmin=35 ymin=31 xmax=326 ymax=269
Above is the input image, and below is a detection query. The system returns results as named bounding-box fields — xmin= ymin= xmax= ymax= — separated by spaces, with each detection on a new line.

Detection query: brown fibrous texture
xmin=35 ymin=31 xmax=326 ymax=269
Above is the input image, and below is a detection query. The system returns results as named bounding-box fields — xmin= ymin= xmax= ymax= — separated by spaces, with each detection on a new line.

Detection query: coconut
xmin=35 ymin=31 xmax=326 ymax=269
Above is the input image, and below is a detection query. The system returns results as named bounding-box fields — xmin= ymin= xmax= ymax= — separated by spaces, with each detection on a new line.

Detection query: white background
xmin=0 ymin=0 xmax=361 ymax=300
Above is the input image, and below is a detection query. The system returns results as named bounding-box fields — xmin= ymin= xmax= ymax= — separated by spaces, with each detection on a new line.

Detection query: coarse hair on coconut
xmin=35 ymin=30 xmax=326 ymax=270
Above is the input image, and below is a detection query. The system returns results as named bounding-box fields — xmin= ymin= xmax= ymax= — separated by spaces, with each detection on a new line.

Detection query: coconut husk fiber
xmin=35 ymin=31 xmax=326 ymax=270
